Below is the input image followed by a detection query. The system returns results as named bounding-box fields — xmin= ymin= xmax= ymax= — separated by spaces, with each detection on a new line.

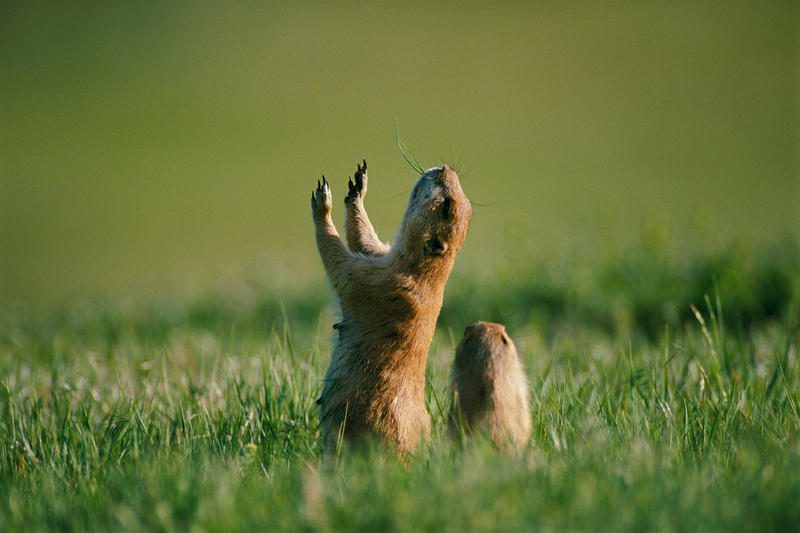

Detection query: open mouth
xmin=426 ymin=237 xmax=447 ymax=256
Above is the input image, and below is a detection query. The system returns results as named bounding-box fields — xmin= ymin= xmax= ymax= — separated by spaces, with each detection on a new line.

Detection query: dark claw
xmin=346 ymin=161 xmax=368 ymax=203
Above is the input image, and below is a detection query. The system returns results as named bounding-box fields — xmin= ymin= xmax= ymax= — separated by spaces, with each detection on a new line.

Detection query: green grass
xmin=2 ymin=240 xmax=799 ymax=531
xmin=2 ymin=3 xmax=796 ymax=528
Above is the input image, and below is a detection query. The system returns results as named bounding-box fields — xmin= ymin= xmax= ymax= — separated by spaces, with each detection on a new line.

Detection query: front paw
xmin=311 ymin=176 xmax=332 ymax=219
xmin=345 ymin=159 xmax=368 ymax=205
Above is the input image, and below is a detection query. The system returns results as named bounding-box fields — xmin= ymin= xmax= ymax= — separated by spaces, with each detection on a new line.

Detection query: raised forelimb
xmin=312 ymin=176 xmax=382 ymax=298
xmin=344 ymin=160 xmax=391 ymax=257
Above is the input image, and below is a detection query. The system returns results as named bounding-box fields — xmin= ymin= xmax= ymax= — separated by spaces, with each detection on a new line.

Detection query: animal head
xmin=456 ymin=321 xmax=516 ymax=370
xmin=398 ymin=165 xmax=472 ymax=265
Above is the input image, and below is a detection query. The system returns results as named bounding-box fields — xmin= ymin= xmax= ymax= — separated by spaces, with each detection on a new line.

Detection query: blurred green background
xmin=1 ymin=1 xmax=798 ymax=306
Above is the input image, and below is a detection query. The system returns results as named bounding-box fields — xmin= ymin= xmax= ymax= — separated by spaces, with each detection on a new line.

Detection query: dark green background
xmin=2 ymin=2 xmax=797 ymax=305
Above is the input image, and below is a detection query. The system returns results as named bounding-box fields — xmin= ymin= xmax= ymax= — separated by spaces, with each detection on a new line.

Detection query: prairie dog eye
xmin=442 ymin=197 xmax=452 ymax=219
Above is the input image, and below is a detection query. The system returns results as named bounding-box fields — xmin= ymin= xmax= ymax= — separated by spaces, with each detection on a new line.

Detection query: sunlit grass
xmin=1 ymin=241 xmax=798 ymax=530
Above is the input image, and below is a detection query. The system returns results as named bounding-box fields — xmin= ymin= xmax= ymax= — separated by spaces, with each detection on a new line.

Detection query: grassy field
xmin=2 ymin=2 xmax=799 ymax=530
xmin=1 ymin=239 xmax=798 ymax=531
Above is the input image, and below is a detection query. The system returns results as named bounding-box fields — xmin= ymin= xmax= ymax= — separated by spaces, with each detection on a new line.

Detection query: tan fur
xmin=449 ymin=322 xmax=532 ymax=452
xmin=310 ymin=161 xmax=472 ymax=455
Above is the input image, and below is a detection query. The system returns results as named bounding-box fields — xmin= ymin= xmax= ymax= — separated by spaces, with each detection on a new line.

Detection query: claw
xmin=345 ymin=177 xmax=356 ymax=204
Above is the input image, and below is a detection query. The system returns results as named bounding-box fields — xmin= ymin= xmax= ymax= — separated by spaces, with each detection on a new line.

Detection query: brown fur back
xmin=449 ymin=321 xmax=532 ymax=451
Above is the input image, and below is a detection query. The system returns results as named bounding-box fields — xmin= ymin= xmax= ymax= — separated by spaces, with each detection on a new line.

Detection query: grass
xmin=1 ymin=239 xmax=798 ymax=531
xmin=3 ymin=3 xmax=796 ymax=529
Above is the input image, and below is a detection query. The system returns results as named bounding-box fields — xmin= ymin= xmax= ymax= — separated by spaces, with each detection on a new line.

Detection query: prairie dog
xmin=311 ymin=160 xmax=472 ymax=454
xmin=449 ymin=321 xmax=531 ymax=451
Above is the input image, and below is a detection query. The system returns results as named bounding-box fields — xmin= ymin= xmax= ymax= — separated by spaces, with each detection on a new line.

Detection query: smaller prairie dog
xmin=449 ymin=321 xmax=531 ymax=451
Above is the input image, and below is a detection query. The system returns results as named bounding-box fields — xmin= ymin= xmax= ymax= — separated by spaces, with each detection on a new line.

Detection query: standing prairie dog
xmin=310 ymin=160 xmax=472 ymax=455
xmin=449 ymin=321 xmax=532 ymax=451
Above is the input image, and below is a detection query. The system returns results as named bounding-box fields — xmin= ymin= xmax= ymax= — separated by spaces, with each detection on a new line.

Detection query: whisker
xmin=456 ymin=164 xmax=472 ymax=180
xmin=448 ymin=146 xmax=465 ymax=175
xmin=388 ymin=187 xmax=413 ymax=200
